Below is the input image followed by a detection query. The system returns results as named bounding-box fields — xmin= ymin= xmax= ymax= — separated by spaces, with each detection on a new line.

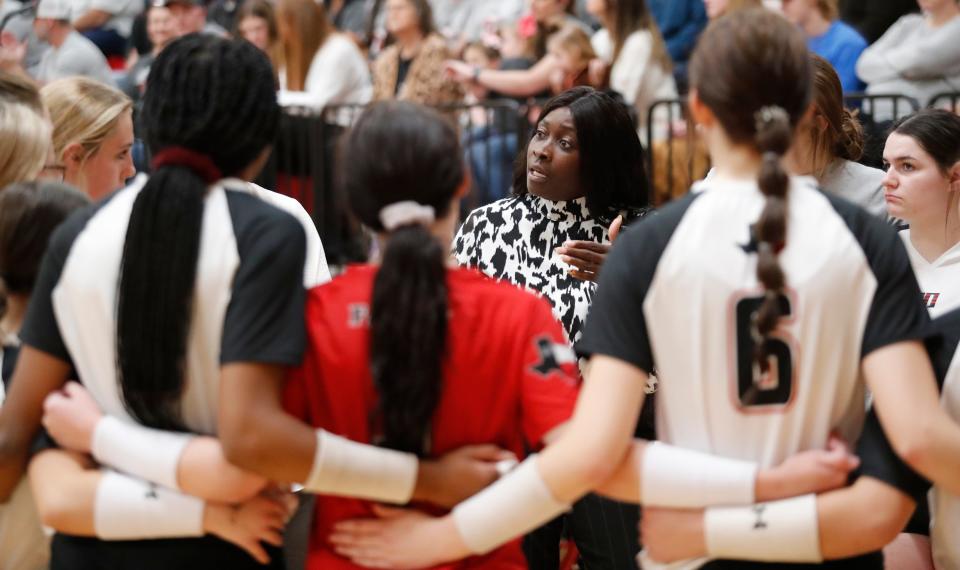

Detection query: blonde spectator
xmin=41 ymin=77 xmax=135 ymax=200
xmin=373 ymin=0 xmax=462 ymax=105
xmin=546 ymin=25 xmax=595 ymax=93
xmin=276 ymin=0 xmax=371 ymax=108
xmin=0 ymin=71 xmax=51 ymax=189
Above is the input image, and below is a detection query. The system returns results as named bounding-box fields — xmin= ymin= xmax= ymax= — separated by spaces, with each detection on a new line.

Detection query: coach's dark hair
xmin=690 ymin=9 xmax=811 ymax=374
xmin=117 ymin=35 xmax=279 ymax=431
xmin=512 ymin=86 xmax=649 ymax=224
xmin=342 ymin=102 xmax=462 ymax=455
xmin=892 ymin=109 xmax=960 ymax=176
xmin=0 ymin=182 xmax=89 ymax=296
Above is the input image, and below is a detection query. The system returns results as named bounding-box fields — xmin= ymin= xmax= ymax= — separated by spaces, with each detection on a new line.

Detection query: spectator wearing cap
xmin=1 ymin=0 xmax=114 ymax=85
xmin=72 ymin=0 xmax=144 ymax=58
xmin=154 ymin=0 xmax=228 ymax=37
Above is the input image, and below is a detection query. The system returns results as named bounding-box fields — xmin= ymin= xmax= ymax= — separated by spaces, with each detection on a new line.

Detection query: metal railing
xmin=928 ymin=92 xmax=960 ymax=112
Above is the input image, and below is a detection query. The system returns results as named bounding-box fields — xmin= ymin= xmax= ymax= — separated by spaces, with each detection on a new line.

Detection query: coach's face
xmin=526 ymin=106 xmax=583 ymax=203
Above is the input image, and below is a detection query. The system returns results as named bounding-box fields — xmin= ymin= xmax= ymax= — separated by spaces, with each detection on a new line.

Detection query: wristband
xmin=641 ymin=442 xmax=757 ymax=507
xmin=304 ymin=429 xmax=417 ymax=504
xmin=94 ymin=470 xmax=204 ymax=539
xmin=452 ymin=455 xmax=570 ymax=555
xmin=92 ymin=416 xmax=193 ymax=491
xmin=705 ymin=494 xmax=822 ymax=562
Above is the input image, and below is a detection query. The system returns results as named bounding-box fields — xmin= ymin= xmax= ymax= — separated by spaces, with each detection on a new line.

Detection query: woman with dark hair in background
xmin=371 ymin=0 xmax=462 ymax=106
xmin=0 ymin=182 xmax=89 ymax=570
xmin=786 ymin=54 xmax=886 ymax=216
xmin=453 ymin=86 xmax=651 ymax=570
xmin=284 ymin=100 xmax=580 ymax=569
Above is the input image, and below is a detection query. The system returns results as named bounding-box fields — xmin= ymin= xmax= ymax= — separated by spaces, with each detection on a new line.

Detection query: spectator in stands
xmin=236 ymin=0 xmax=281 ymax=73
xmin=154 ymin=0 xmax=227 ymax=37
xmin=276 ymin=0 xmax=371 ymax=108
xmin=856 ymin=0 xmax=960 ymax=120
xmin=787 ymin=55 xmax=886 ymax=216
xmin=648 ymin=0 xmax=707 ymax=91
xmin=546 ymin=25 xmax=594 ymax=94
xmin=586 ymin=0 xmax=678 ymax=144
xmin=703 ymin=0 xmax=763 ymax=19
xmin=0 ymin=0 xmax=50 ymax=77
xmin=72 ymin=0 xmax=144 ymax=58
xmin=118 ymin=4 xmax=176 ymax=100
xmin=839 ymin=0 xmax=917 ymax=44
xmin=0 ymin=71 xmax=51 ymax=190
xmin=372 ymin=0 xmax=462 ymax=106
xmin=431 ymin=0 xmax=524 ymax=48
xmin=782 ymin=0 xmax=867 ymax=93
xmin=0 ymin=0 xmax=113 ymax=86
xmin=42 ymin=77 xmax=135 ymax=200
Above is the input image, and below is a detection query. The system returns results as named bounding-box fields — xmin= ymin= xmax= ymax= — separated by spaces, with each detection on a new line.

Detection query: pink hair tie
xmin=151 ymin=147 xmax=223 ymax=185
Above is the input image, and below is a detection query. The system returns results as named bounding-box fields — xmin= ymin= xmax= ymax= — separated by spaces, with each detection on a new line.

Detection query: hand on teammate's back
xmin=204 ymin=492 xmax=293 ymax=564
xmin=415 ymin=444 xmax=517 ymax=508
xmin=558 ymin=215 xmax=623 ymax=283
xmin=41 ymin=381 xmax=103 ymax=454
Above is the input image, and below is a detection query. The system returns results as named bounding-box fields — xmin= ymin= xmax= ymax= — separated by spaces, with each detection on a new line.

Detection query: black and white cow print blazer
xmin=453 ymin=193 xmax=646 ymax=345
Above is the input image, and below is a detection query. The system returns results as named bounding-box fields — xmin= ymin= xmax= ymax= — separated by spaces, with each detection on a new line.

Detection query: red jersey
xmin=284 ymin=265 xmax=580 ymax=570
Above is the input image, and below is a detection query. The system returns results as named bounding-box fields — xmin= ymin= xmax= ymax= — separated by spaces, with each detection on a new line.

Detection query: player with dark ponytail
xmin=327 ymin=9 xmax=960 ymax=570
xmin=282 ymin=101 xmax=582 ymax=568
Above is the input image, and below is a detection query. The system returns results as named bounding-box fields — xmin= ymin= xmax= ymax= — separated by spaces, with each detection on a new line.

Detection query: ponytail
xmin=117 ymin=167 xmax=208 ymax=431
xmin=342 ymin=102 xmax=464 ymax=457
xmin=753 ymin=106 xmax=792 ymax=374
xmin=115 ymin=35 xmax=280 ymax=430
xmin=836 ymin=107 xmax=865 ymax=162
xmin=370 ymin=222 xmax=448 ymax=456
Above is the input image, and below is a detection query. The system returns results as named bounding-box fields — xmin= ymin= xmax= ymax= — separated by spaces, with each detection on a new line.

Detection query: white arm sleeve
xmin=641 ymin=441 xmax=758 ymax=508
xmin=91 ymin=416 xmax=193 ymax=491
xmin=304 ymin=429 xmax=418 ymax=504
xmin=94 ymin=470 xmax=205 ymax=540
xmin=705 ymin=494 xmax=822 ymax=563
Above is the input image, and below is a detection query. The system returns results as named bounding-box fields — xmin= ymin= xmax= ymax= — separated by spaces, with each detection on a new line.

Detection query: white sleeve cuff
xmin=452 ymin=455 xmax=570 ymax=555
xmin=94 ymin=470 xmax=205 ymax=540
xmin=304 ymin=429 xmax=418 ymax=504
xmin=91 ymin=416 xmax=193 ymax=491
xmin=705 ymin=494 xmax=822 ymax=563
xmin=641 ymin=442 xmax=757 ymax=508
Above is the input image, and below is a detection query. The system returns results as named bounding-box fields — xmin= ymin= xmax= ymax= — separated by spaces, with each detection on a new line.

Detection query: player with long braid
xmin=327 ymin=9 xmax=960 ymax=569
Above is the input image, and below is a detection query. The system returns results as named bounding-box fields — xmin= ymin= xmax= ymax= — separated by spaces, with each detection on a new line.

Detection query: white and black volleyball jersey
xmin=926 ymin=309 xmax=960 ymax=569
xmin=899 ymin=229 xmax=960 ymax=318
xmin=19 ymin=176 xmax=307 ymax=436
xmin=579 ymin=176 xmax=929 ymax=468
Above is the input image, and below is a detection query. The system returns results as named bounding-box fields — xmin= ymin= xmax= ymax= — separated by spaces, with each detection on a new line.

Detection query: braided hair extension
xmin=116 ymin=35 xmax=280 ymax=430
xmin=689 ymin=9 xmax=811 ymax=375
xmin=341 ymin=102 xmax=463 ymax=455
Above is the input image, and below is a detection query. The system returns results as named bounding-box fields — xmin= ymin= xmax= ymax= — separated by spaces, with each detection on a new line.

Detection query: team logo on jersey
xmin=923 ymin=292 xmax=941 ymax=309
xmin=531 ymin=337 xmax=576 ymax=377
xmin=347 ymin=303 xmax=370 ymax=328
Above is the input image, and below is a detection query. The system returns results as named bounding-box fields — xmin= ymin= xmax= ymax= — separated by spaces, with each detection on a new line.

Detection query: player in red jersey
xmin=282 ymin=101 xmax=581 ymax=569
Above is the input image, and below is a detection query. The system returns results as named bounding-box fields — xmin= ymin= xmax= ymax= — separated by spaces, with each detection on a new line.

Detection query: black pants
xmin=702 ymin=552 xmax=883 ymax=569
xmin=51 ymin=534 xmax=284 ymax=570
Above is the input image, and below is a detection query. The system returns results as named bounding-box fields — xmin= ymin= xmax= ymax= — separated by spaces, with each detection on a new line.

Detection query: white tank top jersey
xmin=899 ymin=229 xmax=960 ymax=319
xmin=578 ymin=176 xmax=930 ymax=569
